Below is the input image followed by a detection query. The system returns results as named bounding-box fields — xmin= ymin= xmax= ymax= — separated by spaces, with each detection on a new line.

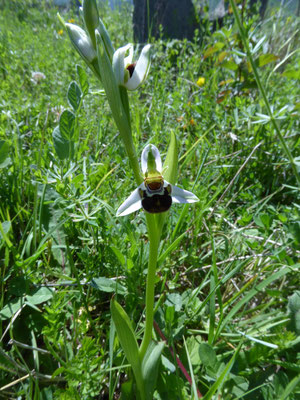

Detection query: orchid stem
xmin=139 ymin=214 xmax=160 ymax=359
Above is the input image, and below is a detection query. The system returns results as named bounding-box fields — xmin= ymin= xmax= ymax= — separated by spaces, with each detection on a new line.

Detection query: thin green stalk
xmin=139 ymin=214 xmax=160 ymax=359
xmin=229 ymin=0 xmax=300 ymax=186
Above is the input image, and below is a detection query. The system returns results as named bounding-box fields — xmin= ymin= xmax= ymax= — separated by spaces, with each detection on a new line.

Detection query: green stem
xmin=229 ymin=0 xmax=300 ymax=186
xmin=139 ymin=214 xmax=160 ymax=359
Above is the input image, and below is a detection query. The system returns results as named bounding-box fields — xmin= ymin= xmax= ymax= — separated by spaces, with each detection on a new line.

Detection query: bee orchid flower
xmin=113 ymin=43 xmax=151 ymax=91
xmin=117 ymin=144 xmax=199 ymax=216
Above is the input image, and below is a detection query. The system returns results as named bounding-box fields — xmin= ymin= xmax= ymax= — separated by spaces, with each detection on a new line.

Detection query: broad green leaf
xmin=26 ymin=287 xmax=54 ymax=305
xmin=48 ymin=206 xmax=66 ymax=265
xmin=110 ymin=299 xmax=144 ymax=397
xmin=161 ymin=355 xmax=175 ymax=372
xmin=282 ymin=69 xmax=300 ymax=79
xmin=258 ymin=53 xmax=279 ymax=67
xmin=0 ymin=140 xmax=9 ymax=166
xmin=76 ymin=64 xmax=89 ymax=95
xmin=165 ymin=293 xmax=182 ymax=312
xmin=221 ymin=60 xmax=238 ymax=71
xmin=288 ymin=291 xmax=300 ymax=335
xmin=52 ymin=126 xmax=74 ymax=160
xmin=141 ymin=341 xmax=164 ymax=400
xmin=59 ymin=110 xmax=75 ymax=141
xmin=204 ymin=42 xmax=225 ymax=59
xmin=0 ymin=298 xmax=23 ymax=320
xmin=91 ymin=277 xmax=127 ymax=295
xmin=67 ymin=81 xmax=82 ymax=111
xmin=0 ymin=221 xmax=11 ymax=241
xmin=199 ymin=343 xmax=217 ymax=370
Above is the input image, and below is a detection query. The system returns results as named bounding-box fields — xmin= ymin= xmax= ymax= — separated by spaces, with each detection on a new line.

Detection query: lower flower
xmin=116 ymin=144 xmax=199 ymax=216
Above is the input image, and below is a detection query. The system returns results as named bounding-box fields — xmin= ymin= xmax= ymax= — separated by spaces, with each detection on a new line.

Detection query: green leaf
xmin=278 ymin=374 xmax=300 ymax=400
xmin=204 ymin=42 xmax=225 ymax=58
xmin=26 ymin=287 xmax=54 ymax=305
xmin=203 ymin=342 xmax=243 ymax=400
xmin=59 ymin=110 xmax=75 ymax=141
xmin=163 ymin=130 xmax=178 ymax=185
xmin=67 ymin=81 xmax=82 ymax=111
xmin=0 ymin=140 xmax=10 ymax=167
xmin=156 ymin=131 xmax=178 ymax=231
xmin=110 ymin=245 xmax=126 ymax=266
xmin=0 ymin=221 xmax=11 ymax=241
xmin=110 ymin=299 xmax=144 ymax=398
xmin=199 ymin=342 xmax=217 ymax=370
xmin=76 ymin=64 xmax=89 ymax=95
xmin=0 ymin=298 xmax=23 ymax=320
xmin=288 ymin=291 xmax=300 ymax=335
xmin=52 ymin=126 xmax=74 ymax=160
xmin=221 ymin=60 xmax=238 ymax=71
xmin=258 ymin=53 xmax=279 ymax=67
xmin=91 ymin=277 xmax=127 ymax=295
xmin=141 ymin=341 xmax=164 ymax=400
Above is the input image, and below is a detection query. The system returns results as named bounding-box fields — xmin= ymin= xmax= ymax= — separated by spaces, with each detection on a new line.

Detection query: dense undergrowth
xmin=0 ymin=1 xmax=299 ymax=399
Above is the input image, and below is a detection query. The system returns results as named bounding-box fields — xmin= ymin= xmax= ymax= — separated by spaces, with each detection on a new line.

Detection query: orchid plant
xmin=60 ymin=1 xmax=199 ymax=398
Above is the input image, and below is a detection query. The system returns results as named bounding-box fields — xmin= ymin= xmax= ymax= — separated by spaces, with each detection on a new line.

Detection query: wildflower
xmin=196 ymin=77 xmax=205 ymax=87
xmin=31 ymin=71 xmax=46 ymax=84
xmin=58 ymin=29 xmax=64 ymax=35
xmin=68 ymin=18 xmax=75 ymax=23
xmin=112 ymin=43 xmax=151 ymax=91
xmin=117 ymin=144 xmax=199 ymax=216
xmin=65 ymin=23 xmax=96 ymax=63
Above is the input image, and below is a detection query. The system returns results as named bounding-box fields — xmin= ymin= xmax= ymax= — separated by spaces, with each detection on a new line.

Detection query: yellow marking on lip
xmin=144 ymin=175 xmax=164 ymax=191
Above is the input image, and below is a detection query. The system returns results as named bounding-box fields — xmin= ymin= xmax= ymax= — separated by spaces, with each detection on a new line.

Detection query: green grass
xmin=0 ymin=1 xmax=299 ymax=399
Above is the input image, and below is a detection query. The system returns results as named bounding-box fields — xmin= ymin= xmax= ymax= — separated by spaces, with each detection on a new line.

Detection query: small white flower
xmin=113 ymin=43 xmax=151 ymax=91
xmin=31 ymin=71 xmax=46 ymax=84
xmin=117 ymin=144 xmax=199 ymax=216
xmin=66 ymin=23 xmax=96 ymax=63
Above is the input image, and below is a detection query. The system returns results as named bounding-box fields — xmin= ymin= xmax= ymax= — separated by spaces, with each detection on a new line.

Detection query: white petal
xmin=124 ymin=44 xmax=133 ymax=66
xmin=112 ymin=44 xmax=132 ymax=86
xmin=141 ymin=144 xmax=162 ymax=174
xmin=125 ymin=44 xmax=151 ymax=91
xmin=116 ymin=186 xmax=143 ymax=216
xmin=169 ymin=183 xmax=199 ymax=204
xmin=66 ymin=23 xmax=96 ymax=62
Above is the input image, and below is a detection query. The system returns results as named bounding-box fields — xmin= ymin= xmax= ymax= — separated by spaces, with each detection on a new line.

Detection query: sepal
xmin=66 ymin=23 xmax=96 ymax=63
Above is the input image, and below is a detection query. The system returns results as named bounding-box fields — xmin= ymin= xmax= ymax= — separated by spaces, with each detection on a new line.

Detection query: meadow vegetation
xmin=0 ymin=0 xmax=299 ymax=398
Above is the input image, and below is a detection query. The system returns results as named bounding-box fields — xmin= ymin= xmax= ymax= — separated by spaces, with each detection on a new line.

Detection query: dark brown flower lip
xmin=126 ymin=62 xmax=137 ymax=78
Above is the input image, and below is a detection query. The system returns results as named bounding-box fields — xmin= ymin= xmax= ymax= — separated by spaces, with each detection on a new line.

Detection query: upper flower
xmin=117 ymin=144 xmax=199 ymax=216
xmin=113 ymin=44 xmax=151 ymax=91
xmin=65 ymin=23 xmax=97 ymax=64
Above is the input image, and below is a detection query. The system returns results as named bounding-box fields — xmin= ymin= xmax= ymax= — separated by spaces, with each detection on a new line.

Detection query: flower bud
xmin=66 ymin=23 xmax=96 ymax=64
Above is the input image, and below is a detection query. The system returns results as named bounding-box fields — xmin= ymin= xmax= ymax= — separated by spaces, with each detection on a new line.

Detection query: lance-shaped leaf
xmin=82 ymin=0 xmax=99 ymax=48
xmin=141 ymin=341 xmax=164 ymax=400
xmin=98 ymin=17 xmax=115 ymax=62
xmin=110 ymin=299 xmax=145 ymax=398
xmin=163 ymin=130 xmax=178 ymax=185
